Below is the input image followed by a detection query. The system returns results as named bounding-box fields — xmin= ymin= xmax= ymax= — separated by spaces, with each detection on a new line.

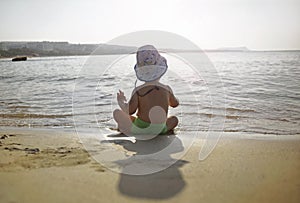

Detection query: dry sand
xmin=0 ymin=129 xmax=299 ymax=203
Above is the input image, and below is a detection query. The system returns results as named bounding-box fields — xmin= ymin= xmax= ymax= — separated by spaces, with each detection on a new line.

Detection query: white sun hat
xmin=134 ymin=45 xmax=168 ymax=82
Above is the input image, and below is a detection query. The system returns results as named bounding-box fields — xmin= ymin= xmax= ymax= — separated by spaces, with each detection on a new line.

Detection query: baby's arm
xmin=128 ymin=91 xmax=138 ymax=114
xmin=117 ymin=90 xmax=138 ymax=114
xmin=117 ymin=90 xmax=127 ymax=112
xmin=167 ymin=86 xmax=179 ymax=107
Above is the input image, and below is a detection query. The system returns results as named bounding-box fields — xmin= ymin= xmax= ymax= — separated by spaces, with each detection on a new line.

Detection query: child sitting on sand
xmin=113 ymin=45 xmax=179 ymax=136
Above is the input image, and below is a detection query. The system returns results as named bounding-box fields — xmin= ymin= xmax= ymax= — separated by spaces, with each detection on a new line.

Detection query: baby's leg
xmin=166 ymin=116 xmax=179 ymax=132
xmin=113 ymin=109 xmax=135 ymax=135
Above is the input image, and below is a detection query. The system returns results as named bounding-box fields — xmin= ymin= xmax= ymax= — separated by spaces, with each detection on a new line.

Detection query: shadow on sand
xmin=109 ymin=135 xmax=188 ymax=199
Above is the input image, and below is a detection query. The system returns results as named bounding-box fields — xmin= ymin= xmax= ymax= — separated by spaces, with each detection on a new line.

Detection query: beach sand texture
xmin=0 ymin=130 xmax=299 ymax=203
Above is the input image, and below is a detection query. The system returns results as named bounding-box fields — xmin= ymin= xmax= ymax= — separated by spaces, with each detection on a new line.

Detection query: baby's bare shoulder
xmin=159 ymin=83 xmax=173 ymax=93
xmin=132 ymin=85 xmax=143 ymax=94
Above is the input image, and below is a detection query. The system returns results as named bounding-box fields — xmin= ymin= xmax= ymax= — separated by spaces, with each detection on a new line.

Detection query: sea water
xmin=0 ymin=51 xmax=299 ymax=135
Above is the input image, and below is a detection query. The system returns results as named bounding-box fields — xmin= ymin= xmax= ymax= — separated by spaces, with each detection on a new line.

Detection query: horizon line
xmin=1 ymin=40 xmax=300 ymax=52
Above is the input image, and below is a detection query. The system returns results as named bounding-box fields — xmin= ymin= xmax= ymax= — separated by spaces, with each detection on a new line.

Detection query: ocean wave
xmin=0 ymin=75 xmax=15 ymax=80
xmin=55 ymin=77 xmax=78 ymax=82
xmin=0 ymin=113 xmax=73 ymax=119
xmin=225 ymin=107 xmax=256 ymax=113
xmin=184 ymin=112 xmax=247 ymax=119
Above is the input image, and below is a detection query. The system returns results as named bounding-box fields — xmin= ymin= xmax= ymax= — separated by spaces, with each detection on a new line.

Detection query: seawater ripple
xmin=0 ymin=52 xmax=299 ymax=135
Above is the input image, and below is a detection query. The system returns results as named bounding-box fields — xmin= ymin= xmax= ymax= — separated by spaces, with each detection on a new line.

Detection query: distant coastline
xmin=0 ymin=41 xmax=299 ymax=58
xmin=0 ymin=41 xmax=136 ymax=58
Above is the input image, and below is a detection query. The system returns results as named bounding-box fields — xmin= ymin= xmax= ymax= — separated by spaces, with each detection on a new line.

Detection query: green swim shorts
xmin=131 ymin=117 xmax=168 ymax=135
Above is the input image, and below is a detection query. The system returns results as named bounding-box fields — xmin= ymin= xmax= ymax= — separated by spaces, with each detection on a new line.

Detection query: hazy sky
xmin=1 ymin=0 xmax=299 ymax=50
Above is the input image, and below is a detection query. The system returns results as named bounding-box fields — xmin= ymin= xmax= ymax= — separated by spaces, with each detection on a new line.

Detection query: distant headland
xmin=0 ymin=41 xmax=255 ymax=58
xmin=0 ymin=41 xmax=138 ymax=58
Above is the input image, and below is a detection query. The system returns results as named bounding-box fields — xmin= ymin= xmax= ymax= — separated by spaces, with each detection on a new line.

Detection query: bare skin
xmin=113 ymin=80 xmax=179 ymax=135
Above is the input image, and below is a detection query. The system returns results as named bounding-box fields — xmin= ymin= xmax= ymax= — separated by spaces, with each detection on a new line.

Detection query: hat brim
xmin=134 ymin=64 xmax=167 ymax=82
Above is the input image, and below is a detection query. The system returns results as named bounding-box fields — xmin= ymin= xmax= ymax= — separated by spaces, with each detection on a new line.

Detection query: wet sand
xmin=0 ymin=129 xmax=299 ymax=203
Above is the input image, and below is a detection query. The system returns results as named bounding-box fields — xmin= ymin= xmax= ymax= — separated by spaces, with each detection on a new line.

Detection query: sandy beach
xmin=0 ymin=129 xmax=299 ymax=203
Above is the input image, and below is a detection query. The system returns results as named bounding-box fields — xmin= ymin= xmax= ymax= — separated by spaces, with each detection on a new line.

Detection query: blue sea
xmin=0 ymin=51 xmax=299 ymax=135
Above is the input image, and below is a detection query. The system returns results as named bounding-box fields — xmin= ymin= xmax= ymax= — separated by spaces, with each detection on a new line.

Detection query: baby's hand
xmin=117 ymin=90 xmax=127 ymax=104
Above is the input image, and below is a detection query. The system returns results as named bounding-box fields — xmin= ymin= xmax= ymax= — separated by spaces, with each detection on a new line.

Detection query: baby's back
xmin=135 ymin=83 xmax=170 ymax=123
